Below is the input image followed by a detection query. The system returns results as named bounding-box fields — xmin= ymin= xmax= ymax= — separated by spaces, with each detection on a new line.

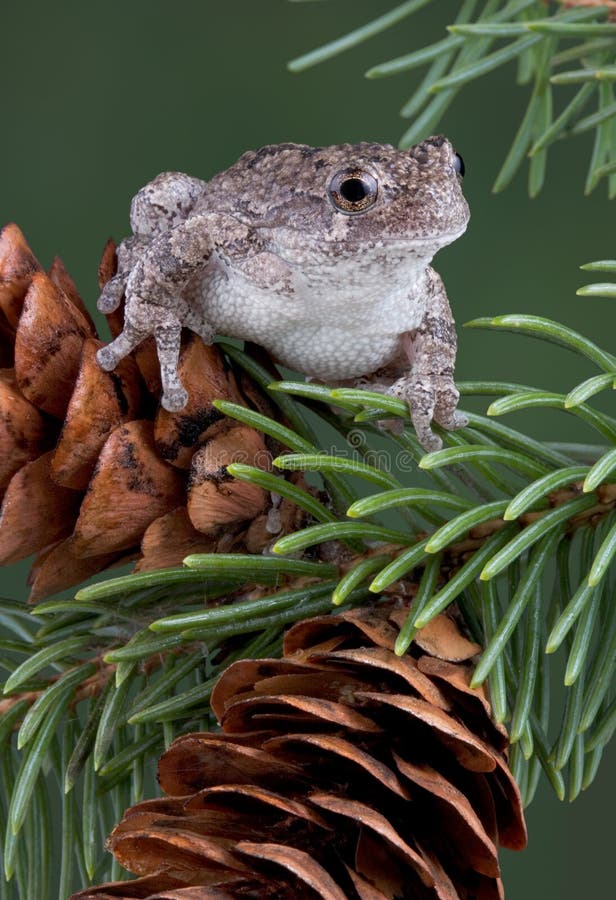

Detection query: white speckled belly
xmin=201 ymin=257 xmax=428 ymax=380
xmin=265 ymin=324 xmax=404 ymax=380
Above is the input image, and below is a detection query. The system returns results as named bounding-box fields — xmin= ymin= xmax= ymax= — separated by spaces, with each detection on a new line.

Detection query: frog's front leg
xmin=98 ymin=236 xmax=150 ymax=314
xmin=98 ymin=171 xmax=206 ymax=315
xmin=389 ymin=267 xmax=467 ymax=451
xmin=96 ymin=213 xmax=249 ymax=411
xmin=96 ymin=294 xmax=193 ymax=411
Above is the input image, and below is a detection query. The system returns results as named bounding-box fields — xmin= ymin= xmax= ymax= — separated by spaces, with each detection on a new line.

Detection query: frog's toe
xmin=435 ymin=409 xmax=468 ymax=431
xmin=97 ymin=278 xmax=124 ymax=314
xmin=414 ymin=423 xmax=443 ymax=454
xmin=377 ymin=417 xmax=405 ymax=436
xmin=433 ymin=383 xmax=466 ymax=433
xmin=96 ymin=344 xmax=120 ymax=372
xmin=409 ymin=399 xmax=442 ymax=452
xmin=98 ymin=321 xmax=150 ymax=375
xmin=450 ymin=410 xmax=468 ymax=430
xmin=161 ymin=384 xmax=189 ymax=412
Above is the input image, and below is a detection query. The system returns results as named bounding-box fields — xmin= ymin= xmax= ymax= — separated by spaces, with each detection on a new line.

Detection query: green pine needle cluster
xmin=1 ymin=304 xmax=616 ymax=895
xmin=288 ymin=0 xmax=616 ymax=197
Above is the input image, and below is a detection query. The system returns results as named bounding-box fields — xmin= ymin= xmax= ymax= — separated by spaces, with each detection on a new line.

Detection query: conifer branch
xmin=289 ymin=0 xmax=616 ymax=195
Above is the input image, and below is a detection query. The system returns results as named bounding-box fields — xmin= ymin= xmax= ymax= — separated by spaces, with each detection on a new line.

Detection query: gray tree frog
xmin=96 ymin=136 xmax=469 ymax=451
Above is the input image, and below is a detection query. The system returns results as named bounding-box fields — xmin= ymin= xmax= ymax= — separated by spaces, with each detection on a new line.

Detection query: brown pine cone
xmin=72 ymin=601 xmax=527 ymax=899
xmin=0 ymin=224 xmax=306 ymax=601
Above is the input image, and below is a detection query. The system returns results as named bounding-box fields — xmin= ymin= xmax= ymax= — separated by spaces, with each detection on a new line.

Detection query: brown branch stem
xmin=552 ymin=0 xmax=616 ymax=20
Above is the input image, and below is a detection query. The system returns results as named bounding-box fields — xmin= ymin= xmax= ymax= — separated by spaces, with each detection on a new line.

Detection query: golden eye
xmin=328 ymin=168 xmax=378 ymax=214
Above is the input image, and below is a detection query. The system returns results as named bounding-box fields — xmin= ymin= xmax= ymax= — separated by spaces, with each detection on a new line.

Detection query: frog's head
xmin=236 ymin=137 xmax=469 ymax=265
xmin=322 ymin=136 xmax=468 ymax=246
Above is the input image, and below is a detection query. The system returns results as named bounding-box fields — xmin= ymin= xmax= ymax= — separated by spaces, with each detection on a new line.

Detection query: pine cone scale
xmin=220 ymin=692 xmax=384 ymax=736
xmin=51 ymin=338 xmax=144 ymax=490
xmin=135 ymin=508 xmax=216 ymax=573
xmin=307 ymin=646 xmax=453 ymax=711
xmin=392 ymin=752 xmax=499 ymax=878
xmin=158 ymin=735 xmax=305 ymax=797
xmin=154 ymin=338 xmax=242 ymax=469
xmin=482 ymin=755 xmax=527 ymax=852
xmin=344 ymin=866 xmax=391 ymax=900
xmin=14 ymin=270 xmax=94 ymax=418
xmin=0 ymin=372 xmax=48 ymax=491
xmin=209 ymin=660 xmax=320 ymax=713
xmin=309 ymin=792 xmax=436 ymax=887
xmin=71 ymin=420 xmax=187 ymax=557
xmin=355 ymin=691 xmax=498 ymax=773
xmin=0 ymin=451 xmax=80 ymax=565
xmin=234 ymin=841 xmax=349 ymax=900
xmin=416 ymin=656 xmax=509 ymax=751
xmin=48 ymin=255 xmax=97 ymax=332
xmin=186 ymin=425 xmax=269 ymax=533
xmin=27 ymin=537 xmax=123 ymax=603
xmin=109 ymin=825 xmax=251 ymax=881
xmin=401 ymin=613 xmax=481 ymax=662
xmin=0 ymin=223 xmax=42 ymax=327
xmin=263 ymin=732 xmax=410 ymax=799
xmin=184 ymin=783 xmax=330 ymax=831
xmin=352 ymin=828 xmax=434 ymax=900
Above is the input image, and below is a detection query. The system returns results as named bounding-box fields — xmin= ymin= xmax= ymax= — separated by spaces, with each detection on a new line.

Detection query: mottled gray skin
xmin=97 ymin=136 xmax=469 ymax=450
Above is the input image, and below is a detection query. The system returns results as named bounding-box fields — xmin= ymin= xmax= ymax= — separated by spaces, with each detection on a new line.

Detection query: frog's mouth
xmin=269 ymin=225 xmax=469 ymax=252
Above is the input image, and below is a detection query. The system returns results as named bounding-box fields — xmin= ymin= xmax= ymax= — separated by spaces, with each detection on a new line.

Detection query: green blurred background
xmin=1 ymin=1 xmax=614 ymax=896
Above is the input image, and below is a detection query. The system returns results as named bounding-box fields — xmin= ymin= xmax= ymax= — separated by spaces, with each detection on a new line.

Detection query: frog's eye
xmin=454 ymin=153 xmax=465 ymax=177
xmin=328 ymin=168 xmax=378 ymax=214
